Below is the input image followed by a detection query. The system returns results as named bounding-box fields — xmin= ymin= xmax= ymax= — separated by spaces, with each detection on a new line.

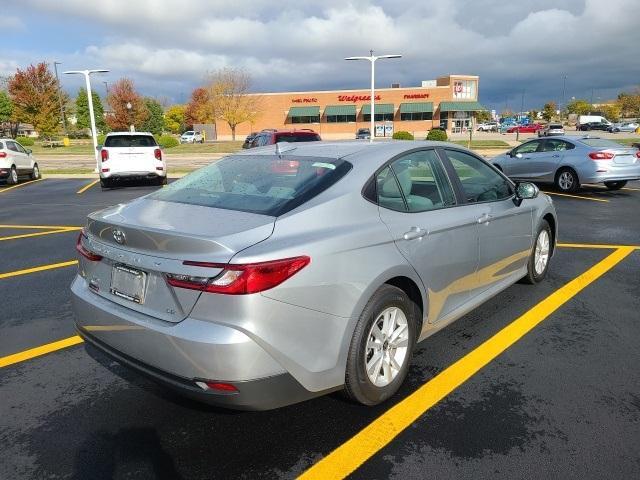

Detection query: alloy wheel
xmin=534 ymin=229 xmax=550 ymax=275
xmin=558 ymin=171 xmax=574 ymax=191
xmin=364 ymin=307 xmax=410 ymax=387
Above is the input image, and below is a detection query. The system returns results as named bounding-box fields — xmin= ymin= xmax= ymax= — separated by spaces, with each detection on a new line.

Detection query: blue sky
xmin=3 ymin=0 xmax=639 ymax=111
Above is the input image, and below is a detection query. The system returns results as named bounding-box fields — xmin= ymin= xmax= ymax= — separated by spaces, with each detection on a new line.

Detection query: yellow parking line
xmin=0 ymin=224 xmax=82 ymax=230
xmin=541 ymin=191 xmax=609 ymax=202
xmin=299 ymin=246 xmax=635 ymax=480
xmin=583 ymin=183 xmax=640 ymax=192
xmin=0 ymin=227 xmax=81 ymax=242
xmin=0 ymin=260 xmax=78 ymax=280
xmin=0 ymin=178 xmax=44 ymax=193
xmin=622 ymin=187 xmax=640 ymax=192
xmin=0 ymin=336 xmax=83 ymax=368
xmin=559 ymin=242 xmax=640 ymax=250
xmin=76 ymin=179 xmax=99 ymax=194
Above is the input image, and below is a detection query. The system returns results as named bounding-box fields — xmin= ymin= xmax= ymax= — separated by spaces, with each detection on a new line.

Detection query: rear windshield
xmin=579 ymin=138 xmax=626 ymax=149
xmin=105 ymin=135 xmax=157 ymax=147
xmin=274 ymin=133 xmax=320 ymax=143
xmin=149 ymin=155 xmax=352 ymax=216
xmin=549 ymin=125 xmax=563 ymax=129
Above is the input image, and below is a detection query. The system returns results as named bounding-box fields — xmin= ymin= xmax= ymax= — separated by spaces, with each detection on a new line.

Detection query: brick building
xmin=214 ymin=74 xmax=483 ymax=140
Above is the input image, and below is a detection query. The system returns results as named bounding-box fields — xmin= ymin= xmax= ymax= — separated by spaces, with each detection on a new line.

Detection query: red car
xmin=506 ymin=124 xmax=542 ymax=133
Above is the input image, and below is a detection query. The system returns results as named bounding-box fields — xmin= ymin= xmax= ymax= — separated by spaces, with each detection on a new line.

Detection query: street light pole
xmin=516 ymin=89 xmax=525 ymax=142
xmin=561 ymin=75 xmax=567 ymax=120
xmin=52 ymin=62 xmax=68 ymax=137
xmin=64 ymin=69 xmax=109 ymax=173
xmin=345 ymin=51 xmax=401 ymax=143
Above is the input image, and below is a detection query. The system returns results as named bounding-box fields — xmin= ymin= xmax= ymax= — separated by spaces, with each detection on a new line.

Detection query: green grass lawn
xmin=613 ymin=138 xmax=640 ymax=146
xmin=29 ymin=141 xmax=244 ymax=155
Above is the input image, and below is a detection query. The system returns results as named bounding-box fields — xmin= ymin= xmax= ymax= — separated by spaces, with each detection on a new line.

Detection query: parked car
xmin=477 ymin=122 xmax=498 ymax=132
xmin=356 ymin=128 xmax=371 ymax=139
xmin=499 ymin=123 xmax=517 ymax=133
xmin=248 ymin=129 xmax=321 ymax=148
xmin=577 ymin=115 xmax=610 ymax=130
xmin=537 ymin=124 xmax=565 ymax=137
xmin=608 ymin=122 xmax=639 ymax=133
xmin=242 ymin=132 xmax=259 ymax=149
xmin=506 ymin=124 xmax=543 ymax=134
xmin=578 ymin=121 xmax=610 ymax=131
xmin=180 ymin=131 xmax=204 ymax=143
xmin=72 ymin=141 xmax=556 ymax=410
xmin=98 ymin=132 xmax=167 ymax=188
xmin=0 ymin=138 xmax=40 ymax=184
xmin=491 ymin=136 xmax=640 ymax=192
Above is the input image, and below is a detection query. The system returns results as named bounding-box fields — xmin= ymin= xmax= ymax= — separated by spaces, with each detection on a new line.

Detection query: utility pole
xmin=516 ymin=90 xmax=525 ymax=142
xmin=561 ymin=75 xmax=567 ymax=120
xmin=53 ymin=61 xmax=68 ymax=137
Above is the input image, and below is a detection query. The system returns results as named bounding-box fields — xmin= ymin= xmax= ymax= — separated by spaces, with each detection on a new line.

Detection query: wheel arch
xmin=542 ymin=212 xmax=557 ymax=256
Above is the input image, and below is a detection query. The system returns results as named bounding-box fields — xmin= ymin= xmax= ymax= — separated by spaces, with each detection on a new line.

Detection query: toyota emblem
xmin=112 ymin=229 xmax=126 ymax=245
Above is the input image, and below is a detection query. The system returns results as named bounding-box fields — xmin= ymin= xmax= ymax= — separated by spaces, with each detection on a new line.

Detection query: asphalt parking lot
xmin=1 ymin=177 xmax=639 ymax=479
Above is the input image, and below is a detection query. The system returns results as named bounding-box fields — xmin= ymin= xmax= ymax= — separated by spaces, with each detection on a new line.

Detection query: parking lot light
xmin=345 ymin=51 xmax=401 ymax=143
xmin=63 ymin=69 xmax=109 ymax=173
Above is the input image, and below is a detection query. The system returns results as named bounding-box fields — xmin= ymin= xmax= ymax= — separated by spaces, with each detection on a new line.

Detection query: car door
xmin=536 ymin=138 xmax=574 ymax=182
xmin=375 ymin=149 xmax=480 ymax=325
xmin=443 ymin=148 xmax=533 ymax=298
xmin=12 ymin=141 xmax=33 ymax=171
xmin=6 ymin=141 xmax=28 ymax=172
xmin=502 ymin=139 xmax=544 ymax=179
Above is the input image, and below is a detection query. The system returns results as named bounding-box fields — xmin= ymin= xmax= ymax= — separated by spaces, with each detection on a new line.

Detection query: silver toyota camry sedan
xmin=71 ymin=141 xmax=557 ymax=410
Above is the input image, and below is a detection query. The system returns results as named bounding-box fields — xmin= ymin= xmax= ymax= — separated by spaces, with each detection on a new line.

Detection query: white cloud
xmin=0 ymin=15 xmax=24 ymax=30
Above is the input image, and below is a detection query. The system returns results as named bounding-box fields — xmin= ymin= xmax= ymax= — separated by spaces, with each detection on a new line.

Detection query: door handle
xmin=477 ymin=213 xmax=493 ymax=224
xmin=403 ymin=227 xmax=427 ymax=240
xmin=552 ymin=154 xmax=560 ymax=158
xmin=523 ymin=157 xmax=531 ymax=160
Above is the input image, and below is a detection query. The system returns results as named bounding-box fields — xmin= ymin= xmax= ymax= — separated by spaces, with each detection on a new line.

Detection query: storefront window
xmin=291 ymin=115 xmax=320 ymax=124
xmin=439 ymin=115 xmax=448 ymax=130
xmin=400 ymin=112 xmax=433 ymax=121
xmin=326 ymin=114 xmax=356 ymax=123
xmin=451 ymin=111 xmax=472 ymax=133
xmin=363 ymin=113 xmax=394 ymax=122
xmin=453 ymin=80 xmax=477 ymax=100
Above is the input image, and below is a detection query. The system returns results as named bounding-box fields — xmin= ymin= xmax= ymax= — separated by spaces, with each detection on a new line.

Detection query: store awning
xmin=287 ymin=106 xmax=320 ymax=117
xmin=439 ymin=101 xmax=485 ymax=112
xmin=361 ymin=103 xmax=394 ymax=115
xmin=324 ymin=105 xmax=357 ymax=116
xmin=399 ymin=102 xmax=434 ymax=114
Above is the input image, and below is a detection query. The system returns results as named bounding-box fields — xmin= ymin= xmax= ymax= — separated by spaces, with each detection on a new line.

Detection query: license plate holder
xmin=110 ymin=264 xmax=147 ymax=304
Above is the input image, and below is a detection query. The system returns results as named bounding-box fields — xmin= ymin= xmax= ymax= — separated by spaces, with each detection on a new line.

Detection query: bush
xmin=157 ymin=134 xmax=179 ymax=149
xmin=16 ymin=136 xmax=35 ymax=146
xmin=392 ymin=131 xmax=414 ymax=140
xmin=97 ymin=134 xmax=106 ymax=145
xmin=426 ymin=129 xmax=448 ymax=141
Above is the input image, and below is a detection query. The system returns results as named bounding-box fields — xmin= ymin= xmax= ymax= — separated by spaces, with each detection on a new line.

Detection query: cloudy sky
xmin=3 ymin=0 xmax=639 ymax=111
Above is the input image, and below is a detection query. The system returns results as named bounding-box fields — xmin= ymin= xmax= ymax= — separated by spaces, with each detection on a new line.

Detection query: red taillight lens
xmin=167 ymin=256 xmax=310 ymax=295
xmin=588 ymin=151 xmax=614 ymax=160
xmin=205 ymin=382 xmax=238 ymax=392
xmin=154 ymin=148 xmax=162 ymax=160
xmin=0 ymin=152 xmax=7 ymax=158
xmin=100 ymin=149 xmax=108 ymax=161
xmin=635 ymin=151 xmax=640 ymax=159
xmin=76 ymin=231 xmax=103 ymax=261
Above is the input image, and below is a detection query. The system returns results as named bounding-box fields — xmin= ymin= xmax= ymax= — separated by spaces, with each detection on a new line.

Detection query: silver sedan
xmin=491 ymin=136 xmax=640 ymax=192
xmin=71 ymin=141 xmax=557 ymax=410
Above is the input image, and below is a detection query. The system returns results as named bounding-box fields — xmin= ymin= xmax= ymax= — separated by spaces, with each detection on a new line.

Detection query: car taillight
xmin=76 ymin=230 xmax=103 ymax=261
xmin=0 ymin=152 xmax=7 ymax=158
xmin=635 ymin=151 xmax=640 ymax=159
xmin=101 ymin=149 xmax=109 ymax=161
xmin=154 ymin=148 xmax=162 ymax=160
xmin=588 ymin=151 xmax=614 ymax=160
xmin=166 ymin=256 xmax=310 ymax=295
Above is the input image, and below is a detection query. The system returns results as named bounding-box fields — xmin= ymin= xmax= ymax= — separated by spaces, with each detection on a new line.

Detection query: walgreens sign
xmin=338 ymin=94 xmax=382 ymax=102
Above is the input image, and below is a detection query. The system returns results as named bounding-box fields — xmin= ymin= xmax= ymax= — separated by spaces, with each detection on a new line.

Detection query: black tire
xmin=30 ymin=163 xmax=40 ymax=180
xmin=613 ymin=128 xmax=620 ymax=133
xmin=100 ymin=178 xmax=112 ymax=189
xmin=156 ymin=176 xmax=168 ymax=186
xmin=604 ymin=180 xmax=627 ymax=190
xmin=345 ymin=285 xmax=418 ymax=406
xmin=521 ymin=219 xmax=552 ymax=284
xmin=7 ymin=166 xmax=18 ymax=185
xmin=555 ymin=168 xmax=579 ymax=193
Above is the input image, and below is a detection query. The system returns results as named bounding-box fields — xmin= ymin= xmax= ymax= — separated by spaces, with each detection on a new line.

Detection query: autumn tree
xmin=600 ymin=104 xmax=621 ymax=122
xmin=566 ymin=98 xmax=592 ymax=115
xmin=205 ymin=68 xmax=262 ymax=140
xmin=75 ymin=87 xmax=106 ymax=132
xmin=542 ymin=101 xmax=557 ymax=122
xmin=475 ymin=110 xmax=491 ymax=124
xmin=617 ymin=89 xmax=640 ymax=118
xmin=165 ymin=104 xmax=186 ymax=133
xmin=140 ymin=98 xmax=165 ymax=135
xmin=105 ymin=78 xmax=149 ymax=131
xmin=184 ymin=87 xmax=214 ymax=128
xmin=8 ymin=62 xmax=65 ymax=138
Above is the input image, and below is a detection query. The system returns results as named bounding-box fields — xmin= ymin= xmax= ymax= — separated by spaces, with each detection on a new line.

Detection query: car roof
xmin=105 ymin=131 xmax=154 ymax=136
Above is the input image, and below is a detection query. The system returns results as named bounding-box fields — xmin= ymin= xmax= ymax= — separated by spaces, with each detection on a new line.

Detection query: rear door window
xmin=105 ymin=135 xmax=158 ymax=147
xmin=542 ymin=139 xmax=574 ymax=152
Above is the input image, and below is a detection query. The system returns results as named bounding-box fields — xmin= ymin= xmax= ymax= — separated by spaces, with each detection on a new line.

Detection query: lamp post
xmin=64 ymin=69 xmax=109 ymax=172
xmin=126 ymin=102 xmax=134 ymax=132
xmin=52 ymin=62 xmax=68 ymax=137
xmin=516 ymin=90 xmax=525 ymax=142
xmin=561 ymin=75 xmax=567 ymax=120
xmin=345 ymin=50 xmax=401 ymax=143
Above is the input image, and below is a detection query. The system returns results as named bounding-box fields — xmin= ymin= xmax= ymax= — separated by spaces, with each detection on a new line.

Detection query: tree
xmin=184 ymin=87 xmax=214 ymax=128
xmin=542 ymin=101 xmax=557 ymax=122
xmin=75 ymin=87 xmax=106 ymax=132
xmin=529 ymin=110 xmax=539 ymax=121
xmin=617 ymin=89 xmax=640 ymax=119
xmin=475 ymin=110 xmax=491 ymax=124
xmin=205 ymin=68 xmax=262 ymax=140
xmin=600 ymin=104 xmax=621 ymax=122
xmin=8 ymin=62 xmax=65 ymax=138
xmin=165 ymin=104 xmax=186 ymax=134
xmin=566 ymin=99 xmax=592 ymax=116
xmin=140 ymin=98 xmax=165 ymax=135
xmin=105 ymin=78 xmax=149 ymax=131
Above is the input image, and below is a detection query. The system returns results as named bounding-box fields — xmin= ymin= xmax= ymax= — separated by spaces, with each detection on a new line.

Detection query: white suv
xmin=0 ymin=138 xmax=40 ymax=184
xmin=179 ymin=131 xmax=203 ymax=143
xmin=99 ymin=132 xmax=167 ymax=188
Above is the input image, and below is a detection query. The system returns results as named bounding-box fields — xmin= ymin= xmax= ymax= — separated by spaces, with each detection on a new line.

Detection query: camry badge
xmin=112 ymin=229 xmax=126 ymax=245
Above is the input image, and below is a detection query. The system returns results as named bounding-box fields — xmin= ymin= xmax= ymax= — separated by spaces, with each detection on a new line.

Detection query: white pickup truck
xmin=99 ymin=132 xmax=167 ymax=188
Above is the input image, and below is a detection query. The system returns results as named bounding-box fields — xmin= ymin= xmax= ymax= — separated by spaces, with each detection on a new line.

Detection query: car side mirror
xmin=513 ymin=181 xmax=539 ymax=206
xmin=96 ymin=145 xmax=102 ymax=151
xmin=26 ymin=148 xmax=32 ymax=155
xmin=514 ymin=153 xmax=523 ymax=159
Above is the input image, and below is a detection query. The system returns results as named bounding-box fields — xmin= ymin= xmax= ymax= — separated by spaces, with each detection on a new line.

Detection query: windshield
xmin=149 ymin=155 xmax=352 ymax=216
xmin=104 ymin=135 xmax=157 ymax=147
xmin=549 ymin=125 xmax=563 ymax=129
xmin=183 ymin=131 xmax=194 ymax=135
xmin=579 ymin=138 xmax=626 ymax=149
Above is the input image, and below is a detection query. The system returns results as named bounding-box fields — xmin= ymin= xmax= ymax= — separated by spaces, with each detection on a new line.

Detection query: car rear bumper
xmin=70 ymin=275 xmax=332 ymax=410
xmin=100 ymin=171 xmax=166 ymax=179
xmin=582 ymin=164 xmax=640 ymax=183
